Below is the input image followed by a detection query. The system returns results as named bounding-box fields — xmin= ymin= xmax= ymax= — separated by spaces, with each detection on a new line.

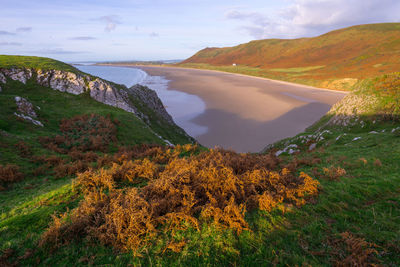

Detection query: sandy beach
xmin=137 ymin=66 xmax=347 ymax=152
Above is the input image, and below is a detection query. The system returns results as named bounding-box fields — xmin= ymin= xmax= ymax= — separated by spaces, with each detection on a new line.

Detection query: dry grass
xmin=40 ymin=147 xmax=319 ymax=254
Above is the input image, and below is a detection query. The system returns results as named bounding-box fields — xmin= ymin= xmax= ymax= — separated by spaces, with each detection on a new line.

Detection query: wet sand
xmin=138 ymin=66 xmax=347 ymax=153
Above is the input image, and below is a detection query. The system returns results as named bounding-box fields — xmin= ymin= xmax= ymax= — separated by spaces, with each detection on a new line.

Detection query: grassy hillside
xmin=181 ymin=23 xmax=400 ymax=90
xmin=1 ymin=57 xmax=399 ymax=266
xmin=0 ymin=55 xmax=82 ymax=74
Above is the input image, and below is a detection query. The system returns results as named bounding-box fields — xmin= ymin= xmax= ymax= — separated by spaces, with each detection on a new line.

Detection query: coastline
xmin=95 ymin=63 xmax=350 ymax=94
xmin=134 ymin=66 xmax=347 ymax=152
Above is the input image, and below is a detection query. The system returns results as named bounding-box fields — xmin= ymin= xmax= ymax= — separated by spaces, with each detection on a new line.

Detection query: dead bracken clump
xmin=40 ymin=146 xmax=319 ymax=254
xmin=322 ymin=166 xmax=347 ymax=181
xmin=333 ymin=232 xmax=380 ymax=267
xmin=39 ymin=114 xmax=117 ymax=153
xmin=0 ymin=164 xmax=24 ymax=188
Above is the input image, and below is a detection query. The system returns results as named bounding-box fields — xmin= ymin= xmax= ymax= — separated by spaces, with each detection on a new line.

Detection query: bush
xmin=0 ymin=164 xmax=24 ymax=187
xmin=41 ymin=147 xmax=319 ymax=254
xmin=39 ymin=114 xmax=117 ymax=153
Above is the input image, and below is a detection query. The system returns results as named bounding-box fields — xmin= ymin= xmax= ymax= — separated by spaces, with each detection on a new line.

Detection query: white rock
xmin=0 ymin=72 xmax=6 ymax=84
xmin=14 ymin=112 xmax=43 ymax=127
xmin=369 ymin=131 xmax=378 ymax=134
xmin=275 ymin=150 xmax=284 ymax=156
xmin=309 ymin=143 xmax=317 ymax=151
xmin=49 ymin=70 xmax=87 ymax=95
xmin=352 ymin=137 xmax=361 ymax=141
xmin=2 ymin=68 xmax=32 ymax=84
xmin=381 ymin=129 xmax=386 ymax=133
xmin=15 ymin=96 xmax=38 ymax=118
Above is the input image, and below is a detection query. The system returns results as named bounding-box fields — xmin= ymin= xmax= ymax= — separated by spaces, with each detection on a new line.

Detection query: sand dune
xmin=138 ymin=66 xmax=347 ymax=152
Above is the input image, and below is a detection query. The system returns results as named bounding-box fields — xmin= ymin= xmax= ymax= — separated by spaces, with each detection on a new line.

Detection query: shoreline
xmin=92 ymin=64 xmax=347 ymax=152
xmin=95 ymin=63 xmax=349 ymax=94
xmin=135 ymin=66 xmax=346 ymax=152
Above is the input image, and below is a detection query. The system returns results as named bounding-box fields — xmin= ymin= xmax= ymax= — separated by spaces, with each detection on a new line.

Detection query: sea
xmin=75 ymin=65 xmax=207 ymax=138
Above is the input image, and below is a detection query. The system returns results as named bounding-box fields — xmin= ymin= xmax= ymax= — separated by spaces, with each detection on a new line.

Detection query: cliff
xmin=0 ymin=66 xmax=191 ymax=143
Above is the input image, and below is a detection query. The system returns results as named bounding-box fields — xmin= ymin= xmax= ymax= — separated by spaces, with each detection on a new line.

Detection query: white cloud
xmin=16 ymin=27 xmax=32 ymax=33
xmin=99 ymin=15 xmax=121 ymax=32
xmin=0 ymin=30 xmax=15 ymax=35
xmin=69 ymin=36 xmax=97 ymax=40
xmin=149 ymin=32 xmax=159 ymax=38
xmin=226 ymin=0 xmax=400 ymax=39
xmin=0 ymin=42 xmax=22 ymax=46
xmin=30 ymin=48 xmax=87 ymax=54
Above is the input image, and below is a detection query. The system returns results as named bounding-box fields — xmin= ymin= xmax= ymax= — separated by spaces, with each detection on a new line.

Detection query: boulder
xmin=15 ymin=96 xmax=38 ymax=118
xmin=14 ymin=96 xmax=43 ymax=127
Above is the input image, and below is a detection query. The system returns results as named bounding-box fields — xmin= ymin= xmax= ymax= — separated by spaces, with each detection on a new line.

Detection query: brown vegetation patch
xmin=332 ymin=232 xmax=380 ymax=266
xmin=39 ymin=114 xmax=117 ymax=153
xmin=0 ymin=164 xmax=24 ymax=187
xmin=14 ymin=141 xmax=32 ymax=158
xmin=40 ymin=146 xmax=319 ymax=254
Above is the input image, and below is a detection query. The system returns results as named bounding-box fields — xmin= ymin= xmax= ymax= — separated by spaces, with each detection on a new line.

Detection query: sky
xmin=1 ymin=0 xmax=399 ymax=62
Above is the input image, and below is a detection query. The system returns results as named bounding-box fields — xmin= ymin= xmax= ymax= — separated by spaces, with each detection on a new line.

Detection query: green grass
xmin=178 ymin=63 xmax=321 ymax=88
xmin=1 ymin=57 xmax=399 ymax=266
xmin=269 ymin=65 xmax=325 ymax=73
xmin=0 ymin=55 xmax=81 ymax=74
xmin=3 ymin=117 xmax=399 ymax=266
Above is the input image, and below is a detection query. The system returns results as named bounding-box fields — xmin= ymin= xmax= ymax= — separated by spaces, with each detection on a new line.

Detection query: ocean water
xmin=75 ymin=65 xmax=207 ymax=137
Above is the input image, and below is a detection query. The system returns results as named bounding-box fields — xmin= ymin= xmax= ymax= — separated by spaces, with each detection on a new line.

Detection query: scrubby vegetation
xmin=180 ymin=23 xmax=400 ymax=90
xmin=1 ymin=54 xmax=400 ymax=266
xmin=39 ymin=147 xmax=319 ymax=255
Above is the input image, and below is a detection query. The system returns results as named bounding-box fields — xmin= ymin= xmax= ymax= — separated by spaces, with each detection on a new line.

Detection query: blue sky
xmin=1 ymin=0 xmax=399 ymax=62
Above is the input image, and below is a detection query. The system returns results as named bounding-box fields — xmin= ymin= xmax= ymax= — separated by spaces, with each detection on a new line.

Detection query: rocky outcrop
xmin=0 ymin=67 xmax=183 ymax=142
xmin=0 ymin=72 xmax=5 ymax=92
xmin=37 ymin=69 xmax=87 ymax=95
xmin=88 ymin=78 xmax=137 ymax=114
xmin=2 ymin=68 xmax=32 ymax=84
xmin=0 ymin=72 xmax=6 ymax=84
xmin=326 ymin=93 xmax=379 ymax=126
xmin=14 ymin=96 xmax=43 ymax=126
xmin=128 ymin=84 xmax=174 ymax=124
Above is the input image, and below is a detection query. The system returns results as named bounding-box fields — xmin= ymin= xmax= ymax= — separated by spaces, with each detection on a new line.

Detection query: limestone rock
xmin=14 ymin=96 xmax=43 ymax=127
xmin=0 ymin=72 xmax=6 ymax=84
xmin=309 ymin=143 xmax=316 ymax=151
xmin=37 ymin=70 xmax=87 ymax=95
xmin=15 ymin=96 xmax=38 ymax=118
xmin=128 ymin=84 xmax=174 ymax=124
xmin=89 ymin=78 xmax=137 ymax=114
xmin=14 ymin=112 xmax=43 ymax=127
xmin=1 ymin=68 xmax=32 ymax=84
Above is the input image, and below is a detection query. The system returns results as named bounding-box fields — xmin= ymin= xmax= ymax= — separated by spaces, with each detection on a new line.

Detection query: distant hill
xmin=181 ymin=23 xmax=400 ymax=90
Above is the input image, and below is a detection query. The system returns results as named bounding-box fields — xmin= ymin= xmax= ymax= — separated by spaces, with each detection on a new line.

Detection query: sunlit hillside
xmin=181 ymin=23 xmax=400 ymax=90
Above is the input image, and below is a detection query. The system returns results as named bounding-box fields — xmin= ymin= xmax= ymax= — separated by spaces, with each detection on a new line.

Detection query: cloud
xmin=16 ymin=27 xmax=32 ymax=33
xmin=30 ymin=48 xmax=87 ymax=55
xmin=0 ymin=30 xmax=15 ymax=35
xmin=149 ymin=32 xmax=159 ymax=38
xmin=226 ymin=0 xmax=400 ymax=39
xmin=69 ymin=36 xmax=97 ymax=40
xmin=0 ymin=42 xmax=22 ymax=46
xmin=98 ymin=15 xmax=121 ymax=32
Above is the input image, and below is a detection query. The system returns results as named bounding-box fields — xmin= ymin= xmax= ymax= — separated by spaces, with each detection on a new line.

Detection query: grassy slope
xmin=1 ymin=57 xmax=399 ymax=266
xmin=180 ymin=23 xmax=400 ymax=90
xmin=1 ymin=75 xmax=399 ymax=266
xmin=0 ymin=55 xmax=82 ymax=74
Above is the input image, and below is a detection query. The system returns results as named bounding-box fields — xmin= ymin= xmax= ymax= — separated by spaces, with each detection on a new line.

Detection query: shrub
xmin=41 ymin=148 xmax=319 ymax=254
xmin=39 ymin=114 xmax=117 ymax=153
xmin=0 ymin=164 xmax=24 ymax=187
